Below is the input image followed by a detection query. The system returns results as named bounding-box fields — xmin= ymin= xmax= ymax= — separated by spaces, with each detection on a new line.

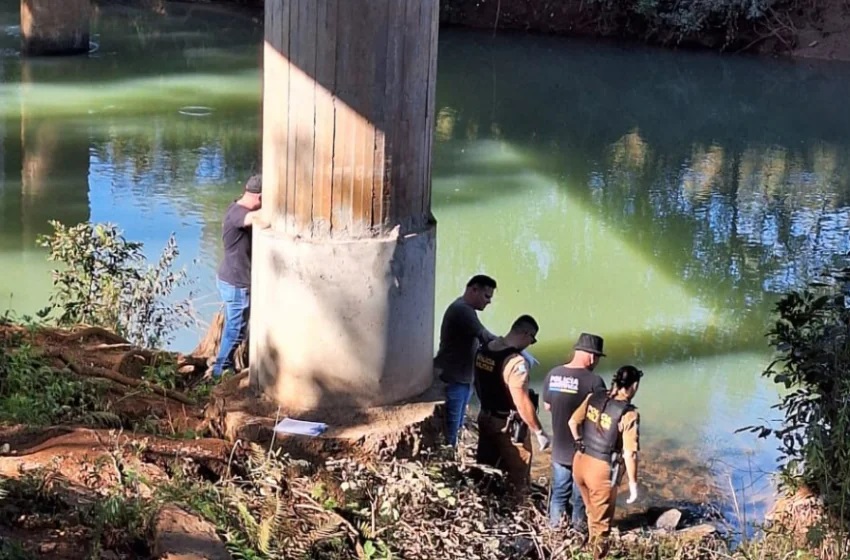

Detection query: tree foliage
xmin=37 ymin=221 xmax=194 ymax=348
xmin=588 ymin=0 xmax=779 ymax=44
xmin=743 ymin=267 xmax=850 ymax=526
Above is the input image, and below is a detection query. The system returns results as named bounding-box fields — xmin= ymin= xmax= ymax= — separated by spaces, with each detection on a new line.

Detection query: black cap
xmin=245 ymin=174 xmax=262 ymax=194
xmin=573 ymin=332 xmax=605 ymax=356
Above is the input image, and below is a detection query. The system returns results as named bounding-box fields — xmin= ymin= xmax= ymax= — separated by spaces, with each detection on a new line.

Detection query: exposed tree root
xmin=0 ymin=428 xmax=237 ymax=478
xmin=45 ymin=350 xmax=196 ymax=406
xmin=59 ymin=326 xmax=130 ymax=345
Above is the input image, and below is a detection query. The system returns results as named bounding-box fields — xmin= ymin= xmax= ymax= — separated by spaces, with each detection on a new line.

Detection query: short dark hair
xmin=466 ymin=274 xmax=497 ymax=290
xmin=510 ymin=314 xmax=539 ymax=334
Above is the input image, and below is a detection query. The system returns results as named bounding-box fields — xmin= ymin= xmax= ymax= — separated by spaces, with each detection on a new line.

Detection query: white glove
xmin=521 ymin=349 xmax=539 ymax=368
xmin=534 ymin=429 xmax=551 ymax=451
xmin=626 ymin=481 xmax=639 ymax=504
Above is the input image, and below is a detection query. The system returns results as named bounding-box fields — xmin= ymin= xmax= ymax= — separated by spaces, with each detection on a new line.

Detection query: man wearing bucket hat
xmin=212 ymin=174 xmax=264 ymax=378
xmin=543 ymin=332 xmax=607 ymax=529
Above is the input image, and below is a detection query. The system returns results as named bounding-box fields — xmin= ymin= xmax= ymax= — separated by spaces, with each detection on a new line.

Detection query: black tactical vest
xmin=581 ymin=391 xmax=633 ymax=462
xmin=474 ymin=345 xmax=520 ymax=414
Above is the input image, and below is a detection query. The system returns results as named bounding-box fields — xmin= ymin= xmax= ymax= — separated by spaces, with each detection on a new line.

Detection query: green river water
xmin=5 ymin=2 xmax=850 ymax=524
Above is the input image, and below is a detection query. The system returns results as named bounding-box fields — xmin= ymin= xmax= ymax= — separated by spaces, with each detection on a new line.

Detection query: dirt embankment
xmin=0 ymin=321 xmax=727 ymax=558
xmin=131 ymin=0 xmax=850 ymax=62
xmin=439 ymin=0 xmax=850 ymax=61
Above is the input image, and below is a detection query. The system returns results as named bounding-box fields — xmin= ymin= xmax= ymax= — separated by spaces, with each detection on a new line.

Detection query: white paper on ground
xmin=274 ymin=417 xmax=328 ymax=437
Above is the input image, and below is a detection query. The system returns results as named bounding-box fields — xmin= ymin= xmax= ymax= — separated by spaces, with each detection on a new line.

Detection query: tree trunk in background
xmin=252 ymin=0 xmax=439 ymax=410
xmin=21 ymin=0 xmax=91 ymax=56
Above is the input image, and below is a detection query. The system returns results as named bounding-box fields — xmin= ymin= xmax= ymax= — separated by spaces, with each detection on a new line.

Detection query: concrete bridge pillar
xmin=21 ymin=0 xmax=91 ymax=56
xmin=252 ymin=0 xmax=439 ymax=410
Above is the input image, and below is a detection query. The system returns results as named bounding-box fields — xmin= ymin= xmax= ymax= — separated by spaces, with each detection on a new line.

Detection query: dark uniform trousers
xmin=476 ymin=411 xmax=532 ymax=490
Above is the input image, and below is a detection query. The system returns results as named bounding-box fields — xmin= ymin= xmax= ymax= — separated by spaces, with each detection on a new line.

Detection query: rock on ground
xmin=153 ymin=505 xmax=231 ymax=560
xmin=655 ymin=508 xmax=682 ymax=531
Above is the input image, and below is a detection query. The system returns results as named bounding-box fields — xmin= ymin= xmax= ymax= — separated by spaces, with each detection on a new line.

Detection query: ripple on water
xmin=178 ymin=106 xmax=214 ymax=117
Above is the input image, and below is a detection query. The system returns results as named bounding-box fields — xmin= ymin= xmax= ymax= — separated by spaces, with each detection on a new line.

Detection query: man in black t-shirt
xmin=212 ymin=174 xmax=263 ymax=378
xmin=543 ymin=332 xmax=607 ymax=529
xmin=434 ymin=274 xmax=497 ymax=447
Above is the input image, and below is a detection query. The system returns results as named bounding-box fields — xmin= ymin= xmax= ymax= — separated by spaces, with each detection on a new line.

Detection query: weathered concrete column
xmin=21 ymin=0 xmax=91 ymax=56
xmin=252 ymin=0 xmax=439 ymax=410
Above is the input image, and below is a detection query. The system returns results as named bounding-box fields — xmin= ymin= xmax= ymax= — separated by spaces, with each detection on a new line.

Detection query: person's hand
xmin=534 ymin=429 xmax=551 ymax=451
xmin=574 ymin=437 xmax=585 ymax=454
xmin=626 ymin=481 xmax=639 ymax=504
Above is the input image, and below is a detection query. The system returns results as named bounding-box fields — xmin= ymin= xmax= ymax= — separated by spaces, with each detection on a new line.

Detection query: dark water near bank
xmin=4 ymin=2 xmax=850 ymax=527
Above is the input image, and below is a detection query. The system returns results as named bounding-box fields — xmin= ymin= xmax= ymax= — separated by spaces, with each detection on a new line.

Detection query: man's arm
xmin=622 ymin=410 xmax=640 ymax=485
xmin=478 ymin=327 xmax=497 ymax=344
xmin=243 ymin=210 xmax=270 ymax=229
xmin=505 ymin=356 xmax=541 ymax=432
xmin=509 ymin=384 xmax=542 ymax=432
xmin=568 ymin=395 xmax=591 ymax=441
xmin=458 ymin=305 xmax=495 ymax=344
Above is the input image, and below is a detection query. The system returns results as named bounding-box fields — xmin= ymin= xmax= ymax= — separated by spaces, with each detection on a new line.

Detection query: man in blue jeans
xmin=543 ymin=332 xmax=607 ymax=529
xmin=434 ymin=275 xmax=497 ymax=447
xmin=212 ymin=174 xmax=263 ymax=378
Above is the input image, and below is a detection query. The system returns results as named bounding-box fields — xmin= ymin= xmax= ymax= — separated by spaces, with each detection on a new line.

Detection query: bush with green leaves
xmin=743 ymin=267 xmax=850 ymax=527
xmin=0 ymin=344 xmax=111 ymax=427
xmin=37 ymin=221 xmax=194 ymax=349
xmin=587 ymin=0 xmax=780 ymax=45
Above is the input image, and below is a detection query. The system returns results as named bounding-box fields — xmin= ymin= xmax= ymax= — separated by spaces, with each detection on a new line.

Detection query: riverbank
xmin=114 ymin=0 xmax=850 ymax=61
xmin=0 ymin=318 xmax=836 ymax=559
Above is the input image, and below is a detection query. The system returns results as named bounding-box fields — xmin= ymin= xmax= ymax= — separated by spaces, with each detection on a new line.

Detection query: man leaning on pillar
xmin=212 ymin=174 xmax=264 ymax=378
xmin=434 ymin=275 xmax=498 ymax=447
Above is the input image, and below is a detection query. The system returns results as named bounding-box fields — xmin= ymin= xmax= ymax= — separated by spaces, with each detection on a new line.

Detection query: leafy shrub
xmin=587 ymin=0 xmax=779 ymax=45
xmin=0 ymin=344 xmax=108 ymax=426
xmin=744 ymin=267 xmax=850 ymax=526
xmin=37 ymin=221 xmax=194 ymax=348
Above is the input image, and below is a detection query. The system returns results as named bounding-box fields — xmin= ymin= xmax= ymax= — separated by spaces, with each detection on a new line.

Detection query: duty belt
xmin=583 ymin=445 xmax=616 ymax=464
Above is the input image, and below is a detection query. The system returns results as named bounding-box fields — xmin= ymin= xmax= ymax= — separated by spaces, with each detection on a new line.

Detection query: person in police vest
xmin=474 ymin=314 xmax=551 ymax=490
xmin=568 ymin=365 xmax=642 ymax=558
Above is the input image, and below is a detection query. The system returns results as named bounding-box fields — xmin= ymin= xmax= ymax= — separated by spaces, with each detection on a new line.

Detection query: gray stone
xmin=655 ymin=509 xmax=683 ymax=531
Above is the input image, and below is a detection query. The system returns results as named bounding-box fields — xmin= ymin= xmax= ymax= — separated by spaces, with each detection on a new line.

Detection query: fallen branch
xmin=46 ymin=350 xmax=196 ymax=406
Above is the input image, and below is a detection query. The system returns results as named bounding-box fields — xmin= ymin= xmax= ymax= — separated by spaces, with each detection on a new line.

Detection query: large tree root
xmin=192 ymin=311 xmax=248 ymax=371
xmin=59 ymin=326 xmax=130 ymax=345
xmin=0 ymin=428 xmax=238 ymax=478
xmin=45 ymin=351 xmax=196 ymax=406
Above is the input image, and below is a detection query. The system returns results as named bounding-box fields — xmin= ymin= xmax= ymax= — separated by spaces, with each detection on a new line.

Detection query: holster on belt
xmin=609 ymin=451 xmax=621 ymax=487
xmin=503 ymin=389 xmax=539 ymax=444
